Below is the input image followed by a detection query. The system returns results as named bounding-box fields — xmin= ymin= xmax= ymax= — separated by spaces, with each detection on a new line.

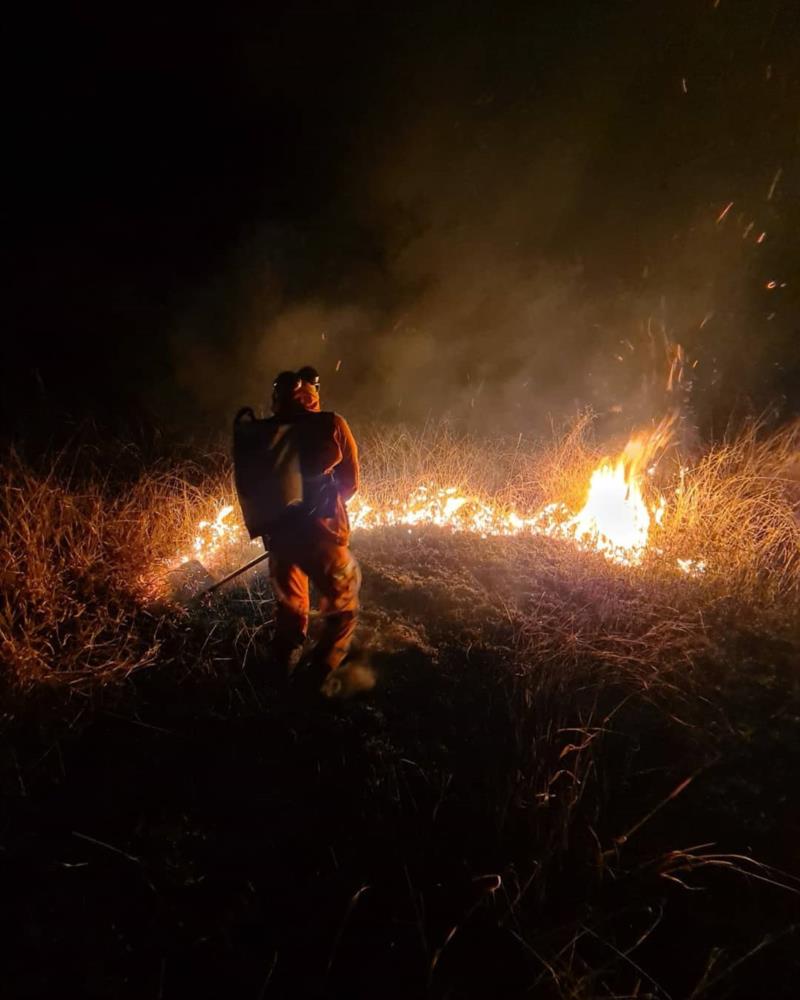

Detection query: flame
xmin=180 ymin=504 xmax=243 ymax=565
xmin=348 ymin=445 xmax=666 ymax=567
xmin=676 ymin=557 xmax=706 ymax=577
xmin=350 ymin=420 xmax=676 ymax=566
xmin=531 ymin=422 xmax=673 ymax=566
xmin=349 ymin=485 xmax=529 ymax=537
xmin=531 ymin=461 xmax=663 ymax=567
xmin=166 ymin=417 xmax=705 ymax=579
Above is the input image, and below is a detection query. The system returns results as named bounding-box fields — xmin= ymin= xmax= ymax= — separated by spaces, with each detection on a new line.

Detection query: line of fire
xmin=3 ymin=2 xmax=800 ymax=997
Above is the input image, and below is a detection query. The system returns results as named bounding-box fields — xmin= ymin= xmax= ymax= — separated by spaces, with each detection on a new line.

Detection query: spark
xmin=716 ymin=201 xmax=734 ymax=224
xmin=757 ymin=231 xmax=767 ymax=244
xmin=767 ymin=167 xmax=782 ymax=201
xmin=766 ymin=281 xmax=777 ymax=289
xmin=666 ymin=343 xmax=686 ymax=392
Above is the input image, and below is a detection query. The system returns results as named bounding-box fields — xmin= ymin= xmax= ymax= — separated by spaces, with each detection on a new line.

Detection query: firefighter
xmin=265 ymin=369 xmax=360 ymax=682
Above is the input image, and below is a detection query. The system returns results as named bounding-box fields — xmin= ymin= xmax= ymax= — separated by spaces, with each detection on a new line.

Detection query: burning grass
xmin=2 ymin=417 xmax=800 ymax=997
xmin=1 ymin=415 xmax=798 ymax=693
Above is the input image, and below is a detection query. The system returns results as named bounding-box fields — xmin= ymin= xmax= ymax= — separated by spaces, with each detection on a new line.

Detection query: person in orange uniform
xmin=265 ymin=369 xmax=360 ymax=681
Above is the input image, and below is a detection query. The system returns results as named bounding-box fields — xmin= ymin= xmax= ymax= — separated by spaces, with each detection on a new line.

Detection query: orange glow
xmin=528 ymin=418 xmax=672 ymax=566
xmin=180 ymin=505 xmax=243 ymax=565
xmin=350 ymin=419 xmax=677 ymax=568
xmin=167 ymin=419 xmax=705 ymax=579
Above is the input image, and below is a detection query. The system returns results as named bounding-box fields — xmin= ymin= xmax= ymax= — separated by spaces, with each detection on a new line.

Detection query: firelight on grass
xmin=170 ymin=418 xmax=689 ymax=572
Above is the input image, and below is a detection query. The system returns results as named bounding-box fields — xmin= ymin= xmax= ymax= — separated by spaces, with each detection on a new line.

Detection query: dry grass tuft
xmin=658 ymin=419 xmax=800 ymax=607
xmin=0 ymin=447 xmax=230 ymax=690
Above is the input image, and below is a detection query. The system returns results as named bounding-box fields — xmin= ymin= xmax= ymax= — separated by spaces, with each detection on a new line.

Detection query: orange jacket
xmin=272 ymin=384 xmax=359 ymax=542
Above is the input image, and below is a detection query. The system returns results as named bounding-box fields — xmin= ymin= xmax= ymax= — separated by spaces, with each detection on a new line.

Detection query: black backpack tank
xmin=232 ymin=408 xmax=338 ymax=539
xmin=232 ymin=408 xmax=304 ymax=539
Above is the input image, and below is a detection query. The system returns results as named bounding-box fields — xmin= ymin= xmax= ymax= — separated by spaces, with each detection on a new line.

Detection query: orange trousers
xmin=267 ymin=529 xmax=359 ymax=672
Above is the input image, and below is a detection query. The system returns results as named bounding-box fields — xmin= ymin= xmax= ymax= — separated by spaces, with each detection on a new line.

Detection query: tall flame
xmin=532 ymin=419 xmax=673 ymax=566
xmin=532 ymin=458 xmax=663 ymax=566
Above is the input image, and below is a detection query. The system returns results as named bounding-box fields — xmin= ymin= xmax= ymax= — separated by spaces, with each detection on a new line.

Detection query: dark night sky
xmin=5 ymin=0 xmax=800 ymax=440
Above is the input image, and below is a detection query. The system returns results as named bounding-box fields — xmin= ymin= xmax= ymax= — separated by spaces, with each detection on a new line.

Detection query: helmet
xmin=297 ymin=365 xmax=320 ymax=389
xmin=272 ymin=372 xmax=300 ymax=398
xmin=272 ymin=370 xmax=301 ymax=405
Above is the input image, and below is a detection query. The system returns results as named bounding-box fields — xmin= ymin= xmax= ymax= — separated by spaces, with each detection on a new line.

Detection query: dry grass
xmin=356 ymin=413 xmax=800 ymax=630
xmin=1 ymin=415 xmax=798 ymax=693
xmin=353 ymin=411 xmax=602 ymax=511
xmin=2 ymin=419 xmax=800 ymax=998
xmin=658 ymin=419 xmax=800 ymax=606
xmin=0 ymin=446 xmax=228 ymax=690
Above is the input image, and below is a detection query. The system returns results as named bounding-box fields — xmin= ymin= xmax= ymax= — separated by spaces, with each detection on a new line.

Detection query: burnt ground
xmin=2 ymin=529 xmax=800 ymax=999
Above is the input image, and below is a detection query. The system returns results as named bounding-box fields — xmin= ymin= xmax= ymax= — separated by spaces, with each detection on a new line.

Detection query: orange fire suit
xmin=265 ymin=386 xmax=360 ymax=673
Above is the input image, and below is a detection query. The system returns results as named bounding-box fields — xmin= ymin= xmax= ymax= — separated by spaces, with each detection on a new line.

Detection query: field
xmin=1 ymin=418 xmax=800 ymax=998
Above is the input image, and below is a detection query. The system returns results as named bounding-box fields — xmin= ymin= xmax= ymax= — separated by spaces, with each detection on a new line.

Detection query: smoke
xmin=162 ymin=0 xmax=800 ymax=437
